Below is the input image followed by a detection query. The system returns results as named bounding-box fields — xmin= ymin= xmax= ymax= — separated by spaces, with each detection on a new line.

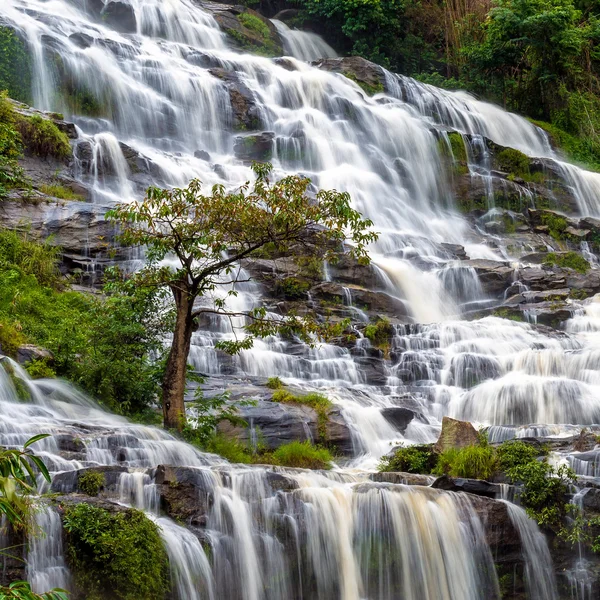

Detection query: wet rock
xmin=314 ymin=57 xmax=385 ymax=95
xmin=234 ymin=132 xmax=275 ymax=161
xmin=369 ymin=472 xmax=434 ymax=486
xmin=580 ymin=488 xmax=600 ymax=513
xmin=434 ymin=416 xmax=479 ymax=453
xmin=324 ymin=407 xmax=354 ymax=455
xmin=519 ymin=267 xmax=567 ymax=290
xmin=326 ymin=253 xmax=380 ymax=288
xmin=69 ymin=32 xmax=93 ymax=49
xmin=380 ymin=407 xmax=419 ymax=433
xmin=16 ymin=344 xmax=53 ymax=365
xmin=55 ymin=434 xmax=86 ymax=454
xmin=210 ymin=68 xmax=263 ymax=130
xmin=51 ymin=466 xmax=128 ymax=494
xmin=194 ymin=149 xmax=211 ymax=161
xmin=431 ymin=475 xmax=501 ymax=498
xmin=100 ymin=1 xmax=137 ymax=34
xmin=460 ymin=259 xmax=514 ymax=296
xmin=574 ymin=430 xmax=600 ymax=452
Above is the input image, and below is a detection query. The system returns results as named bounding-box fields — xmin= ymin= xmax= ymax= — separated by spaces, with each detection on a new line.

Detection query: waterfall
xmin=3 ymin=0 xmax=600 ymax=594
xmin=271 ymin=20 xmax=338 ymax=62
xmin=502 ymin=501 xmax=558 ymax=600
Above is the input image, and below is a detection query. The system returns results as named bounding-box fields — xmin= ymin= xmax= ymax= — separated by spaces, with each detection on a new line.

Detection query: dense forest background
xmin=268 ymin=0 xmax=600 ymax=171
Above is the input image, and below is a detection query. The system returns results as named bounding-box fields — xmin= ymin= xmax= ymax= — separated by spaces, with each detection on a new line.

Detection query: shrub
xmin=63 ymin=503 xmax=169 ymax=600
xmin=0 ymin=92 xmax=26 ymax=197
xmin=16 ymin=114 xmax=72 ymax=160
xmin=77 ymin=471 xmax=106 ymax=497
xmin=0 ymin=27 xmax=32 ymax=104
xmin=378 ymin=445 xmax=435 ymax=473
xmin=270 ymin=441 xmax=333 ymax=469
xmin=496 ymin=440 xmax=541 ymax=472
xmin=276 ymin=277 xmax=310 ymax=299
xmin=364 ymin=318 xmax=394 ymax=349
xmin=540 ymin=212 xmax=569 ymax=240
xmin=544 ymin=251 xmax=590 ymax=273
xmin=25 ymin=358 xmax=56 ymax=379
xmin=434 ymin=445 xmax=496 ymax=480
xmin=272 ymin=389 xmax=332 ymax=439
xmin=265 ymin=376 xmax=283 ymax=389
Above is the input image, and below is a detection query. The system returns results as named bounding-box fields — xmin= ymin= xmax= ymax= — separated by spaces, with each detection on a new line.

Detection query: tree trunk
xmin=162 ymin=282 xmax=194 ymax=431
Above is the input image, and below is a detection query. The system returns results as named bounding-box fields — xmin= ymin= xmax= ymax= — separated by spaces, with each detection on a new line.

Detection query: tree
xmin=107 ymin=163 xmax=377 ymax=430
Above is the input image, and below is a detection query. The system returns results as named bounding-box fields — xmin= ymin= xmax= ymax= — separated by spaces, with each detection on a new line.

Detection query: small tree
xmin=108 ymin=163 xmax=376 ymax=430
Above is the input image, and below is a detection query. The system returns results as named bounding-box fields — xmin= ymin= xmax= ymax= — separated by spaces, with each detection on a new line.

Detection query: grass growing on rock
xmin=238 ymin=13 xmax=271 ymax=38
xmin=64 ymin=503 xmax=170 ymax=600
xmin=16 ymin=114 xmax=71 ymax=160
xmin=265 ymin=376 xmax=283 ymax=389
xmin=544 ymin=251 xmax=590 ymax=273
xmin=40 ymin=182 xmax=85 ymax=201
xmin=270 ymin=440 xmax=333 ymax=470
xmin=364 ymin=318 xmax=394 ymax=355
xmin=434 ymin=444 xmax=496 ymax=480
xmin=271 ymin=389 xmax=332 ymax=439
xmin=378 ymin=445 xmax=435 ymax=473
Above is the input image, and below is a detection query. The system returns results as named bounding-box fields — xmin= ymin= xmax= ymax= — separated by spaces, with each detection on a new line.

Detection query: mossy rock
xmin=215 ymin=9 xmax=282 ymax=57
xmin=64 ymin=502 xmax=170 ymax=600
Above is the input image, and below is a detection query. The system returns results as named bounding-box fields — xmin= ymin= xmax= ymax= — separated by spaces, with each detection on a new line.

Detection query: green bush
xmin=64 ymin=503 xmax=169 ymax=600
xmin=204 ymin=434 xmax=252 ymax=464
xmin=24 ymin=358 xmax=56 ymax=379
xmin=272 ymin=389 xmax=332 ymax=439
xmin=270 ymin=440 xmax=333 ymax=469
xmin=540 ymin=212 xmax=569 ymax=240
xmin=364 ymin=318 xmax=394 ymax=347
xmin=16 ymin=114 xmax=71 ymax=160
xmin=265 ymin=376 xmax=283 ymax=389
xmin=0 ymin=27 xmax=32 ymax=104
xmin=378 ymin=445 xmax=435 ymax=473
xmin=276 ymin=277 xmax=310 ymax=299
xmin=0 ymin=92 xmax=26 ymax=197
xmin=544 ymin=251 xmax=590 ymax=273
xmin=496 ymin=440 xmax=541 ymax=472
xmin=434 ymin=445 xmax=496 ymax=480
xmin=77 ymin=471 xmax=106 ymax=497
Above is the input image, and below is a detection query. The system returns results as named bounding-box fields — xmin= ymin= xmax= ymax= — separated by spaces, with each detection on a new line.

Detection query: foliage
xmin=496 ymin=148 xmax=531 ymax=178
xmin=272 ymin=389 xmax=332 ymax=439
xmin=63 ymin=504 xmax=169 ymax=600
xmin=265 ymin=377 xmax=283 ymax=389
xmin=0 ymin=92 xmax=26 ymax=198
xmin=505 ymin=460 xmax=575 ymax=528
xmin=24 ymin=359 xmax=56 ymax=380
xmin=15 ymin=115 xmax=71 ymax=160
xmin=77 ymin=471 xmax=105 ymax=497
xmin=434 ymin=444 xmax=497 ymax=480
xmin=0 ymin=231 xmax=166 ymax=416
xmin=540 ymin=211 xmax=569 ymax=240
xmin=270 ymin=440 xmax=333 ymax=469
xmin=0 ymin=436 xmax=67 ymax=599
xmin=204 ymin=434 xmax=253 ymax=464
xmin=276 ymin=277 xmax=310 ymax=299
xmin=39 ymin=184 xmax=85 ymax=202
xmin=544 ymin=251 xmax=590 ymax=272
xmin=364 ymin=318 xmax=394 ymax=350
xmin=496 ymin=440 xmax=541 ymax=472
xmin=238 ymin=13 xmax=271 ymax=38
xmin=107 ymin=162 xmax=376 ymax=429
xmin=0 ymin=28 xmax=32 ymax=104
xmin=378 ymin=445 xmax=435 ymax=473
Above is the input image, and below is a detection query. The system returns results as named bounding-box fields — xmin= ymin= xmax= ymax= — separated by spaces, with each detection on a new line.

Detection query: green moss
xmin=238 ymin=13 xmax=271 ymax=38
xmin=0 ymin=92 xmax=27 ymax=197
xmin=276 ymin=276 xmax=310 ymax=299
xmin=569 ymin=288 xmax=589 ymax=300
xmin=272 ymin=389 xmax=332 ymax=440
xmin=205 ymin=434 xmax=252 ymax=464
xmin=64 ymin=503 xmax=169 ymax=600
xmin=434 ymin=444 xmax=496 ymax=480
xmin=16 ymin=114 xmax=72 ymax=160
xmin=378 ymin=445 xmax=436 ymax=473
xmin=342 ymin=71 xmax=384 ymax=96
xmin=39 ymin=183 xmax=85 ymax=201
xmin=225 ymin=26 xmax=279 ymax=57
xmin=270 ymin=440 xmax=333 ymax=469
xmin=0 ymin=27 xmax=32 ymax=104
xmin=544 ymin=251 xmax=590 ymax=273
xmin=495 ymin=147 xmax=531 ymax=178
xmin=492 ymin=307 xmax=524 ymax=321
xmin=77 ymin=471 xmax=106 ymax=497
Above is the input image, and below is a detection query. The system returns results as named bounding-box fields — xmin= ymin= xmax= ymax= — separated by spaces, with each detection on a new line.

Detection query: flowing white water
xmin=2 ymin=0 xmax=600 ymax=595
xmin=272 ymin=20 xmax=338 ymax=62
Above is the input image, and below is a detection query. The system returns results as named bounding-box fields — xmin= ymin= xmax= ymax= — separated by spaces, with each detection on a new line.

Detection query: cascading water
xmin=2 ymin=0 xmax=600 ymax=596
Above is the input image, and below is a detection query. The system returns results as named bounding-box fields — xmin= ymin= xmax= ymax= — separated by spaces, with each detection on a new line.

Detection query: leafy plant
xmin=265 ymin=377 xmax=283 ymax=389
xmin=16 ymin=115 xmax=71 ymax=160
xmin=378 ymin=445 xmax=435 ymax=473
xmin=434 ymin=444 xmax=497 ymax=480
xmin=270 ymin=440 xmax=333 ymax=469
xmin=77 ymin=471 xmax=105 ymax=497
